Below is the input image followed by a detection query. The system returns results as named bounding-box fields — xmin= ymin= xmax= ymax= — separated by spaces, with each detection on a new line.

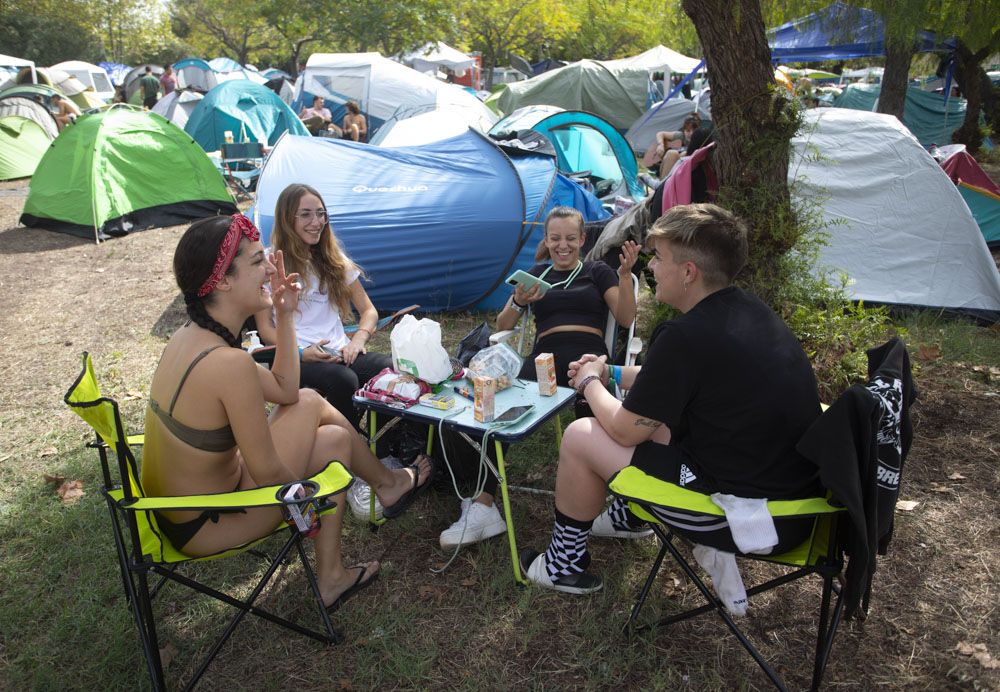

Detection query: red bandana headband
xmin=196 ymin=214 xmax=261 ymax=297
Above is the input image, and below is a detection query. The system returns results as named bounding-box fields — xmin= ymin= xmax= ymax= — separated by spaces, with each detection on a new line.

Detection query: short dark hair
xmin=682 ymin=113 xmax=702 ymax=131
xmin=145 ymin=66 xmax=152 ymax=73
xmin=345 ymin=100 xmax=360 ymax=115
xmin=647 ymin=203 xmax=748 ymax=288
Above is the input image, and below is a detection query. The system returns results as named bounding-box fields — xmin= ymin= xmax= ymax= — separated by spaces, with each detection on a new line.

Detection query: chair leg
xmin=811 ymin=574 xmax=845 ymax=691
xmin=623 ymin=536 xmax=668 ymax=634
xmin=133 ymin=567 xmax=167 ymax=691
xmin=296 ymin=538 xmax=344 ymax=645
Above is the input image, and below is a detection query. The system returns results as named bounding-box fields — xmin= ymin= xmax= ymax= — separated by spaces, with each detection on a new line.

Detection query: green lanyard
xmin=538 ymin=260 xmax=583 ymax=290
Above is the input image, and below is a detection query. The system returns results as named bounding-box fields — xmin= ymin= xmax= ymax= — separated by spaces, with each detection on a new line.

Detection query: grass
xmin=895 ymin=310 xmax=1000 ymax=366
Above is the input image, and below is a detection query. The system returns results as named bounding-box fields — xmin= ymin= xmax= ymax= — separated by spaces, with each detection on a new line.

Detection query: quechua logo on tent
xmin=352 ymin=184 xmax=429 ymax=193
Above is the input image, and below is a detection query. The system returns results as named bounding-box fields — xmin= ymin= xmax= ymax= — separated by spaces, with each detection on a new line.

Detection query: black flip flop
xmin=326 ymin=563 xmax=379 ymax=613
xmin=382 ymin=455 xmax=435 ymax=520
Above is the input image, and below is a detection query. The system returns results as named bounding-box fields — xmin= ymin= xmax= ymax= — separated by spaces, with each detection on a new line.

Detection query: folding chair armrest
xmin=489 ymin=329 xmax=516 ymax=345
xmin=124 ymin=461 xmax=353 ymax=512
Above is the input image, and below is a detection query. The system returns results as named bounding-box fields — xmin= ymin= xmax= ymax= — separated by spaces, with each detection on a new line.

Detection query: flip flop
xmin=326 ymin=563 xmax=379 ymax=613
xmin=382 ymin=455 xmax=435 ymax=520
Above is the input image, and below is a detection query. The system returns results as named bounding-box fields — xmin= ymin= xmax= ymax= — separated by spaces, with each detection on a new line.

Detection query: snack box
xmin=473 ymin=376 xmax=496 ymax=423
xmin=535 ymin=353 xmax=557 ymax=396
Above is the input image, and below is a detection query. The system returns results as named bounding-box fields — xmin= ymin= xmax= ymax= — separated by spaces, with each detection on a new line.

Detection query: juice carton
xmin=534 ymin=353 xmax=557 ymax=396
xmin=473 ymin=376 xmax=496 ymax=423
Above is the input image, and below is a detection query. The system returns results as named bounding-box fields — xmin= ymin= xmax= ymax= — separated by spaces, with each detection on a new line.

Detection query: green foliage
xmin=552 ymin=0 xmax=695 ymax=61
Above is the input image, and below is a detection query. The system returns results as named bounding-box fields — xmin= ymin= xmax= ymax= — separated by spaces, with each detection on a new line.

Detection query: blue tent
xmin=97 ymin=62 xmax=130 ymax=87
xmin=490 ymin=106 xmax=644 ymax=201
xmin=768 ymin=2 xmax=954 ymax=62
xmin=184 ymin=80 xmax=308 ymax=151
xmin=254 ymin=130 xmax=607 ymax=311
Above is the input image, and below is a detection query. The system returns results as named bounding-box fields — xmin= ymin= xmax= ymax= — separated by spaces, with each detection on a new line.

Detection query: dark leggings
xmin=446 ymin=331 xmax=610 ymax=498
xmin=300 ymin=351 xmax=391 ymax=428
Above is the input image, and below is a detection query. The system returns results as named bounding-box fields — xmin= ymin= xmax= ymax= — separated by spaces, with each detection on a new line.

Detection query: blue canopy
xmin=184 ymin=80 xmax=308 ymax=151
xmin=768 ymin=2 xmax=954 ymax=62
xmin=254 ymin=130 xmax=607 ymax=311
xmin=490 ymin=107 xmax=644 ymax=201
xmin=97 ymin=62 xmax=130 ymax=87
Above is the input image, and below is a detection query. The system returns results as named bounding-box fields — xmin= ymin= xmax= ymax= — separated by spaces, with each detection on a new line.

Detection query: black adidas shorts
xmin=628 ymin=441 xmax=811 ymax=554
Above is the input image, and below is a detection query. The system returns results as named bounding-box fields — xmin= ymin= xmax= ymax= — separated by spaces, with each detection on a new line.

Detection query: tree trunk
xmin=952 ymin=41 xmax=986 ymax=153
xmin=681 ymin=0 xmax=800 ymax=300
xmin=877 ymin=39 xmax=913 ymax=120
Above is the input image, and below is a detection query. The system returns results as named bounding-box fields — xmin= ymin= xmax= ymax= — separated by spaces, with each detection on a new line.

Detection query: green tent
xmin=21 ymin=106 xmax=238 ymax=241
xmin=486 ymin=60 xmax=651 ymax=131
xmin=833 ymin=83 xmax=967 ymax=146
xmin=0 ymin=95 xmax=58 ymax=180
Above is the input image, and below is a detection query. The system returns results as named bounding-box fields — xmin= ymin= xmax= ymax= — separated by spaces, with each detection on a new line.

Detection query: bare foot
xmin=321 ymin=560 xmax=379 ymax=610
xmin=375 ymin=454 xmax=432 ymax=508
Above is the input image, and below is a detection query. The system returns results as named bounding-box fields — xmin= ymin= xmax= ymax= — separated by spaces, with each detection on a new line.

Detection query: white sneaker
xmin=591 ymin=508 xmax=654 ymax=539
xmin=521 ymin=550 xmax=603 ymax=595
xmin=439 ymin=499 xmax=507 ymax=549
xmin=347 ymin=456 xmax=403 ymax=521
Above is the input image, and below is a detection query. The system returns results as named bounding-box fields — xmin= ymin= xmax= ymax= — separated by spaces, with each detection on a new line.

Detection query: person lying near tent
xmin=640 ymin=114 xmax=702 ymax=186
xmin=50 ymin=94 xmax=80 ymax=131
xmin=300 ymin=96 xmax=341 ymax=137
xmin=142 ymin=213 xmax=432 ymax=608
xmin=437 ymin=206 xmax=640 ymax=551
xmin=342 ymin=101 xmax=367 ymax=142
xmin=519 ymin=203 xmax=822 ymax=594
xmin=254 ymin=183 xmax=392 ymax=434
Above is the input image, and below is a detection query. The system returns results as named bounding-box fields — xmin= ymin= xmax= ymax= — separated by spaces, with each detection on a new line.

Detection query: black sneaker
xmin=520 ymin=549 xmax=603 ymax=595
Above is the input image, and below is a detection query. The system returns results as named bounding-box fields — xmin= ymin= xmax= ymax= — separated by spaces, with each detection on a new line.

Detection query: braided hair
xmin=174 ymin=216 xmax=243 ymax=348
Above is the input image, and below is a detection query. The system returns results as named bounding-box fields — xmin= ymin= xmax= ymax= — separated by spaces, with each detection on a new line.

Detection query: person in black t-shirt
xmin=437 ymin=206 xmax=640 ymax=551
xmin=520 ymin=203 xmax=822 ymax=594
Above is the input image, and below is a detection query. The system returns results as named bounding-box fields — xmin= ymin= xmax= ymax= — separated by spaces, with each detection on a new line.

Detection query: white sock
xmin=692 ymin=544 xmax=748 ymax=617
xmin=710 ymin=493 xmax=778 ymax=555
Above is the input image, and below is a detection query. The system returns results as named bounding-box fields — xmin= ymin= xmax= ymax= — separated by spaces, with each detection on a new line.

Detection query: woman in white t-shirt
xmin=254 ymin=183 xmax=391 ymax=426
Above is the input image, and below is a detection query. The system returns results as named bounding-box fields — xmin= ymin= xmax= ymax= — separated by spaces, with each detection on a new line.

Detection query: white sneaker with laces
xmin=347 ymin=480 xmax=384 ymax=520
xmin=439 ymin=499 xmax=507 ymax=549
xmin=591 ymin=507 xmax=654 ymax=539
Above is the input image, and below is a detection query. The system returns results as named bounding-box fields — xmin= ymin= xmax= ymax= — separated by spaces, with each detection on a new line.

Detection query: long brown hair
xmin=272 ymin=183 xmax=357 ymax=314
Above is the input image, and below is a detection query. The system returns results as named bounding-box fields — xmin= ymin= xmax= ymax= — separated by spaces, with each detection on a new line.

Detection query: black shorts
xmin=629 ymin=441 xmax=812 ymax=554
xmin=143 ymin=96 xmax=157 ymax=109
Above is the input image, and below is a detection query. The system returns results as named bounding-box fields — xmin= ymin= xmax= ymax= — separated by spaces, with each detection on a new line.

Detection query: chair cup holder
xmin=276 ymin=480 xmax=322 ymax=536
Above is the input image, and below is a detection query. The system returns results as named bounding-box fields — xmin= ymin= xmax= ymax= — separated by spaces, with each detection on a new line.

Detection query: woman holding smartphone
xmin=438 ymin=206 xmax=639 ymax=551
xmin=254 ymin=183 xmax=391 ymax=427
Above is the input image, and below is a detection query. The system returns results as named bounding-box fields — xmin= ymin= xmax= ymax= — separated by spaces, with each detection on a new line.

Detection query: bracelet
xmin=298 ymin=346 xmax=303 ymax=357
xmin=612 ymin=365 xmax=622 ymax=386
xmin=356 ymin=327 xmax=373 ymax=340
xmin=509 ymin=299 xmax=525 ymax=313
xmin=576 ymin=374 xmax=602 ymax=396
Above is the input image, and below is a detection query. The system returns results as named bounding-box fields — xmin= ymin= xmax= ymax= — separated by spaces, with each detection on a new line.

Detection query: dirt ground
xmin=1 ymin=176 xmax=999 ymax=689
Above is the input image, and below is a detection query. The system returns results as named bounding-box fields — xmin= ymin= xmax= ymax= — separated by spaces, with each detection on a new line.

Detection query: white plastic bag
xmin=390 ymin=315 xmax=453 ymax=384
xmin=467 ymin=343 xmax=523 ymax=390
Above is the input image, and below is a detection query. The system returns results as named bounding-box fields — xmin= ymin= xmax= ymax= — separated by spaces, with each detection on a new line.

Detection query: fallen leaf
xmin=39 ymin=447 xmax=57 ymax=457
xmin=56 ymin=480 xmax=84 ymax=504
xmin=338 ymin=679 xmax=354 ymax=691
xmin=956 ymin=641 xmax=986 ymax=656
xmin=974 ymin=652 xmax=1000 ymax=669
xmin=418 ymin=585 xmax=438 ymax=600
xmin=159 ymin=643 xmax=178 ymax=669
xmin=929 ymin=483 xmax=950 ymax=493
xmin=43 ymin=473 xmax=66 ymax=485
xmin=916 ymin=344 xmax=942 ymax=362
xmin=896 ymin=500 xmax=919 ymax=511
xmin=459 ymin=578 xmax=477 ymax=587
xmin=947 ymin=472 xmax=966 ymax=480
xmin=122 ymin=390 xmax=143 ymax=401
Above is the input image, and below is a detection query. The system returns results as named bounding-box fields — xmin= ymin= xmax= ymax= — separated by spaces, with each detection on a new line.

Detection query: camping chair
xmin=608 ymin=336 xmax=914 ymax=692
xmin=221 ymin=141 xmax=265 ymax=199
xmin=64 ymin=352 xmax=354 ymax=691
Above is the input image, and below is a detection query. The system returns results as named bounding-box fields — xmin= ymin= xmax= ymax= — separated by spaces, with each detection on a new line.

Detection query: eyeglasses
xmin=295 ymin=210 xmax=328 ymax=222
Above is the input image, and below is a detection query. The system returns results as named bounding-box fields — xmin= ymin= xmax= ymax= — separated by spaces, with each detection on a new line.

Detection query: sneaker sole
xmin=439 ymin=520 xmax=507 ymax=550
xmin=591 ymin=528 xmax=654 ymax=540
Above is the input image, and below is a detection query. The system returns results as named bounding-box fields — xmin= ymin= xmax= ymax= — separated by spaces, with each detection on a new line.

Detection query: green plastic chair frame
xmin=609 ymin=465 xmax=848 ymax=691
xmin=64 ymin=352 xmax=354 ymax=691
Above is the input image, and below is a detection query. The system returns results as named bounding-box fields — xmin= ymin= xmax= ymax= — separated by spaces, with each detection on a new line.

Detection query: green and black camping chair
xmin=64 ymin=352 xmax=354 ymax=691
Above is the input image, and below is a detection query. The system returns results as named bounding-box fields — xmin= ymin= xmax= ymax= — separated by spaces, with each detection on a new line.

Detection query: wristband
xmin=612 ymin=365 xmax=622 ymax=386
xmin=576 ymin=374 xmax=602 ymax=396
xmin=356 ymin=327 xmax=373 ymax=340
xmin=298 ymin=346 xmax=303 ymax=357
xmin=509 ymin=299 xmax=525 ymax=313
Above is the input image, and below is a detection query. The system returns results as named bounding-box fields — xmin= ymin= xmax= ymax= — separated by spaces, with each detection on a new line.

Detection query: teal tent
xmin=959 ymin=182 xmax=1000 ymax=248
xmin=20 ymin=106 xmax=237 ymax=241
xmin=486 ymin=60 xmax=651 ymax=131
xmin=184 ymin=80 xmax=308 ymax=152
xmin=832 ymin=83 xmax=966 ymax=146
xmin=490 ymin=106 xmax=644 ymax=201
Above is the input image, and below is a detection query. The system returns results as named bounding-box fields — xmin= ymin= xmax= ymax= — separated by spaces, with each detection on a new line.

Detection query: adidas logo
xmin=679 ymin=464 xmax=697 ymax=486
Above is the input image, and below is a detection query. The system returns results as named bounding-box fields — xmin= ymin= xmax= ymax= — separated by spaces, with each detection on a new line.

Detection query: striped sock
xmin=544 ymin=509 xmax=593 ymax=579
xmin=607 ymin=496 xmax=643 ymax=531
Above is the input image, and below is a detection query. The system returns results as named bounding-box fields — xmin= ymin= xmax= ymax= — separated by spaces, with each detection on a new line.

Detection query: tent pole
xmin=631 ymin=59 xmax=706 ymax=134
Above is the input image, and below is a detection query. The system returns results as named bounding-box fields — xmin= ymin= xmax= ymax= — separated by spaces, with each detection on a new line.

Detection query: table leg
xmin=367 ymin=411 xmax=386 ymax=527
xmin=554 ymin=413 xmax=563 ymax=448
xmin=495 ymin=438 xmax=528 ymax=585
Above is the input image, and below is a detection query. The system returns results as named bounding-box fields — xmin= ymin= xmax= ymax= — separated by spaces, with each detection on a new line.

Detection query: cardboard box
xmin=535 ymin=353 xmax=557 ymax=396
xmin=473 ymin=376 xmax=496 ymax=423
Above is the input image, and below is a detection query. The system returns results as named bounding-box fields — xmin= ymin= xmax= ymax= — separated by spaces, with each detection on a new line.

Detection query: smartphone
xmin=320 ymin=344 xmax=342 ymax=358
xmin=505 ymin=270 xmax=552 ymax=296
xmin=493 ymin=404 xmax=535 ymax=425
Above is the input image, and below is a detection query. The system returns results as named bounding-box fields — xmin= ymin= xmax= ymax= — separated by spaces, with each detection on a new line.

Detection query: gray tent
xmin=626 ymin=97 xmax=702 ymax=154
